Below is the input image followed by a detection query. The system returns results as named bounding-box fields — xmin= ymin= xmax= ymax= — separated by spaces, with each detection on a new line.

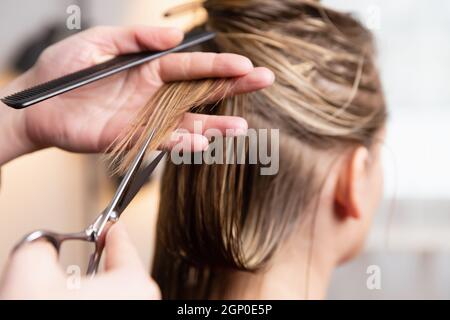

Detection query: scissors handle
xmin=14 ymin=230 xmax=92 ymax=252
xmin=13 ymin=229 xmax=102 ymax=276
xmin=14 ymin=211 xmax=119 ymax=277
xmin=13 ymin=135 xmax=165 ymax=277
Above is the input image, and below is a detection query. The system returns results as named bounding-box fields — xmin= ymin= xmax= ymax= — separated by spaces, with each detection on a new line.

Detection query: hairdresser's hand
xmin=0 ymin=223 xmax=160 ymax=300
xmin=0 ymin=26 xmax=274 ymax=164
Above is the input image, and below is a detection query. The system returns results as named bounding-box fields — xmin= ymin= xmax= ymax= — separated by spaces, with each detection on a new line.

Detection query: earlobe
xmin=334 ymin=147 xmax=370 ymax=220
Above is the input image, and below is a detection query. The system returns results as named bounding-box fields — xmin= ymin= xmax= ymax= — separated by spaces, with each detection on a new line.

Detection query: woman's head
xmin=201 ymin=0 xmax=387 ymax=263
xmin=111 ymin=0 xmax=387 ymax=299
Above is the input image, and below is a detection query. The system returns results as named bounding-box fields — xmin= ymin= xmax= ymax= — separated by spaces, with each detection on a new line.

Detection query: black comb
xmin=1 ymin=31 xmax=216 ymax=109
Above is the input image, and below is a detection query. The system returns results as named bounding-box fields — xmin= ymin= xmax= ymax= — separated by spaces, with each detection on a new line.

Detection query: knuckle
xmin=211 ymin=53 xmax=221 ymax=72
xmin=181 ymin=54 xmax=190 ymax=79
xmin=38 ymin=45 xmax=56 ymax=62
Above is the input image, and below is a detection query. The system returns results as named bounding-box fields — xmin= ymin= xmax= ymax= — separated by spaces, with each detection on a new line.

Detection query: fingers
xmin=102 ymin=111 xmax=248 ymax=153
xmin=155 ymin=50 xmax=274 ymax=95
xmin=5 ymin=241 xmax=62 ymax=283
xmin=161 ymin=132 xmax=209 ymax=152
xmin=10 ymin=241 xmax=59 ymax=268
xmin=205 ymin=67 xmax=275 ymax=102
xmin=178 ymin=114 xmax=248 ymax=136
xmin=158 ymin=52 xmax=254 ymax=82
xmin=229 ymin=67 xmax=275 ymax=95
xmin=161 ymin=114 xmax=248 ymax=151
xmin=157 ymin=55 xmax=274 ymax=98
xmin=81 ymin=25 xmax=184 ymax=56
xmin=0 ymin=242 xmax=63 ymax=300
xmin=98 ymin=223 xmax=161 ymax=300
xmin=104 ymin=222 xmax=146 ymax=273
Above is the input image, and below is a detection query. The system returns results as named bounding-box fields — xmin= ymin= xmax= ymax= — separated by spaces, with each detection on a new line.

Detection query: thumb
xmin=103 ymin=222 xmax=146 ymax=273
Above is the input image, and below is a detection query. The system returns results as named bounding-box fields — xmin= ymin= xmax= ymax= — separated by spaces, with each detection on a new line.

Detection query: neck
xmin=222 ymin=224 xmax=337 ymax=300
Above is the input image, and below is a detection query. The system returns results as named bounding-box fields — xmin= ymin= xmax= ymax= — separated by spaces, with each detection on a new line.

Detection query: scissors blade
xmin=106 ymin=129 xmax=156 ymax=217
xmin=116 ymin=151 xmax=166 ymax=213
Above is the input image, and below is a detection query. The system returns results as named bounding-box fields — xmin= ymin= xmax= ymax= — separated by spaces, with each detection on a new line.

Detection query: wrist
xmin=0 ymin=71 xmax=40 ymax=165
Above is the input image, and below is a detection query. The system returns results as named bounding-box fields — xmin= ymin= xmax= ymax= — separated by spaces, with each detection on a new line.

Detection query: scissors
xmin=13 ymin=129 xmax=166 ymax=277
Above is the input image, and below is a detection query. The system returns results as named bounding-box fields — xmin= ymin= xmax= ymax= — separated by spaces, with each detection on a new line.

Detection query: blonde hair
xmin=108 ymin=79 xmax=233 ymax=172
xmin=109 ymin=0 xmax=386 ymax=299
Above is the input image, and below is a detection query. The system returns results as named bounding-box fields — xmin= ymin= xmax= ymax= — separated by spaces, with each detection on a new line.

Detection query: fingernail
xmin=263 ymin=68 xmax=276 ymax=84
xmin=242 ymin=57 xmax=254 ymax=69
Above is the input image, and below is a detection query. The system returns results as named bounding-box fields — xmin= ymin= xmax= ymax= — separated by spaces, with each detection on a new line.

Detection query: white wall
xmin=324 ymin=0 xmax=450 ymax=299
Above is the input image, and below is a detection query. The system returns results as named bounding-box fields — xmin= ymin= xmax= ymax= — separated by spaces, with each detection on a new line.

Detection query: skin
xmin=224 ymin=132 xmax=385 ymax=299
xmin=0 ymin=223 xmax=161 ymax=300
xmin=0 ymin=25 xmax=275 ymax=299
xmin=0 ymin=25 xmax=275 ymax=164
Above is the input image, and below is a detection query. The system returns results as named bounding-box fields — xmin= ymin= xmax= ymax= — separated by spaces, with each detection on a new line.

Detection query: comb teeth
xmin=1 ymin=30 xmax=216 ymax=109
xmin=4 ymin=79 xmax=58 ymax=100
xmin=1 ymin=55 xmax=143 ymax=109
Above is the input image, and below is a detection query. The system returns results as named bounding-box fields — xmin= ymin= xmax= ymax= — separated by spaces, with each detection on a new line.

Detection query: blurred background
xmin=0 ymin=0 xmax=449 ymax=299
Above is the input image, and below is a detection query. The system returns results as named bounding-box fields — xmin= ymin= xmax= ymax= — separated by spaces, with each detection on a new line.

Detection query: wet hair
xmin=109 ymin=0 xmax=386 ymax=299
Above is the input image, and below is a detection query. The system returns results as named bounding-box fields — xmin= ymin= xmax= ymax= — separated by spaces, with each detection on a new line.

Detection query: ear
xmin=334 ymin=146 xmax=370 ymax=220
